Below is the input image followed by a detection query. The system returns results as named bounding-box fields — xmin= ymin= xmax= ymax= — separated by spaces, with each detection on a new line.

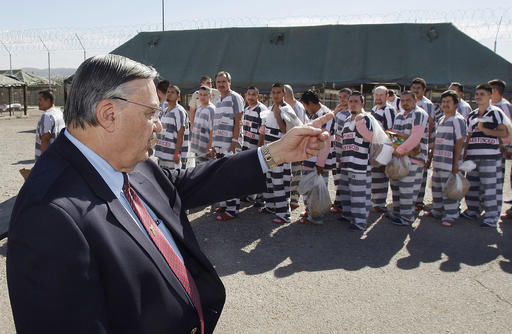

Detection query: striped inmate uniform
xmin=303 ymin=104 xmax=334 ymax=223
xmin=155 ymin=104 xmax=190 ymax=169
xmin=35 ymin=107 xmax=65 ymax=160
xmin=241 ymin=102 xmax=267 ymax=204
xmin=242 ymin=102 xmax=266 ymax=150
xmin=370 ymin=104 xmax=396 ymax=210
xmin=431 ymin=114 xmax=467 ymax=221
xmin=290 ymin=101 xmax=307 ymax=205
xmin=493 ymin=98 xmax=512 ymax=200
xmin=493 ymin=98 xmax=512 ymax=119
xmin=457 ymin=99 xmax=472 ymax=120
xmin=190 ymin=103 xmax=215 ymax=165
xmin=465 ymin=106 xmax=505 ymax=227
xmin=213 ymin=90 xmax=245 ymax=216
xmin=416 ymin=96 xmax=438 ymax=208
xmin=390 ymin=107 xmax=429 ymax=225
xmin=339 ymin=115 xmax=373 ymax=230
xmin=333 ymin=109 xmax=352 ymax=209
xmin=262 ymin=104 xmax=292 ymax=222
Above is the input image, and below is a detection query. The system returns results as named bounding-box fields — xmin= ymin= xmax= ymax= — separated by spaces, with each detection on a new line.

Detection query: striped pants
xmin=263 ymin=162 xmax=292 ymax=221
xmin=302 ymin=167 xmax=329 ymax=223
xmin=431 ymin=169 xmax=460 ymax=221
xmin=340 ymin=169 xmax=371 ymax=227
xmin=415 ymin=168 xmax=428 ymax=207
xmin=290 ymin=162 xmax=303 ymax=205
xmin=465 ymin=159 xmax=503 ymax=226
xmin=390 ymin=163 xmax=422 ymax=224
xmin=371 ymin=166 xmax=389 ymax=210
xmin=332 ymin=166 xmax=342 ymax=209
xmin=216 ymin=150 xmax=240 ymax=216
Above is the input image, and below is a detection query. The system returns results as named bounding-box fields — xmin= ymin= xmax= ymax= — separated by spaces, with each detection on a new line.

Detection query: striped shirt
xmin=392 ymin=107 xmax=429 ymax=164
xmin=457 ymin=99 xmax=473 ymax=120
xmin=340 ymin=115 xmax=372 ymax=173
xmin=262 ymin=103 xmax=292 ymax=144
xmin=334 ymin=109 xmax=351 ymax=157
xmin=291 ymin=101 xmax=307 ymax=124
xmin=371 ymin=104 xmax=395 ymax=130
xmin=155 ymin=104 xmax=189 ymax=161
xmin=466 ymin=105 xmax=505 ymax=160
xmin=242 ymin=102 xmax=267 ymax=150
xmin=304 ymin=104 xmax=335 ymax=169
xmin=35 ymin=107 xmax=65 ymax=160
xmin=190 ymin=103 xmax=215 ymax=155
xmin=432 ymin=113 xmax=467 ymax=171
xmin=417 ymin=96 xmax=439 ymax=123
xmin=213 ymin=90 xmax=244 ymax=151
xmin=493 ymin=98 xmax=512 ymax=119
xmin=189 ymin=88 xmax=221 ymax=109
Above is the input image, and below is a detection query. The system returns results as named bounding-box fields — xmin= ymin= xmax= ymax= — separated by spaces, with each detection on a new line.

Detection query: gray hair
xmin=64 ymin=54 xmax=158 ymax=129
xmin=283 ymin=84 xmax=294 ymax=98
xmin=373 ymin=85 xmax=388 ymax=94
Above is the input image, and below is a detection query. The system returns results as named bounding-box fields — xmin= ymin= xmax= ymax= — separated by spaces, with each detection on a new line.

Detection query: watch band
xmin=261 ymin=144 xmax=278 ymax=169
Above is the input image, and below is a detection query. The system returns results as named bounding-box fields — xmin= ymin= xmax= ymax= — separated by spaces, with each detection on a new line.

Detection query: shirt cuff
xmin=257 ymin=147 xmax=269 ymax=173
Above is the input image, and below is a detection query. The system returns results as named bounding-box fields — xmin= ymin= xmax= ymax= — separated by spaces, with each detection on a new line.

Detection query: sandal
xmin=272 ymin=217 xmax=288 ymax=224
xmin=258 ymin=207 xmax=274 ymax=214
xmin=500 ymin=212 xmax=512 ymax=220
xmin=298 ymin=217 xmax=313 ymax=225
xmin=441 ymin=220 xmax=454 ymax=227
xmin=214 ymin=207 xmax=225 ymax=213
xmin=299 ymin=211 xmax=308 ymax=218
xmin=330 ymin=207 xmax=342 ymax=213
xmin=371 ymin=207 xmax=386 ymax=213
xmin=216 ymin=212 xmax=235 ymax=221
xmin=423 ymin=211 xmax=434 ymax=217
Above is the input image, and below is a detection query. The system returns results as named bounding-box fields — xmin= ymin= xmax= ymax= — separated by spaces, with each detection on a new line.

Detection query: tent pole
xmin=23 ymin=85 xmax=27 ymax=116
xmin=8 ymin=87 xmax=12 ymax=117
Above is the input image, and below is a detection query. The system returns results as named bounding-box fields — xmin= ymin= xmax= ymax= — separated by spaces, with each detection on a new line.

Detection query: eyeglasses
xmin=111 ymin=96 xmax=160 ymax=121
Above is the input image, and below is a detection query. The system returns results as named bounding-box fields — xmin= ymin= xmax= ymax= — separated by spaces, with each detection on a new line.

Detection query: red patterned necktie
xmin=122 ymin=173 xmax=204 ymax=334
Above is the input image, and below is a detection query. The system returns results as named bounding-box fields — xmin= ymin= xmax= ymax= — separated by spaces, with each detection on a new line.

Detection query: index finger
xmin=308 ymin=112 xmax=334 ymax=128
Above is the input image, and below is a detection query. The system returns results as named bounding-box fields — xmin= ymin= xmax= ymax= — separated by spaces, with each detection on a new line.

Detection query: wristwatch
xmin=261 ymin=144 xmax=278 ymax=169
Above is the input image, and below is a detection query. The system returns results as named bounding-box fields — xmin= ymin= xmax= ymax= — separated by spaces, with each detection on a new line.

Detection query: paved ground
xmin=0 ymin=112 xmax=511 ymax=333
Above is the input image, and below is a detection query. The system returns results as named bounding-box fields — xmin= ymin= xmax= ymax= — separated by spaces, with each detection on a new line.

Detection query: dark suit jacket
xmin=7 ymin=132 xmax=266 ymax=334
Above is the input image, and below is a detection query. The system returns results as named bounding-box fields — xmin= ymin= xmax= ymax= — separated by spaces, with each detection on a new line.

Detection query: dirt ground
xmin=0 ymin=111 xmax=511 ymax=333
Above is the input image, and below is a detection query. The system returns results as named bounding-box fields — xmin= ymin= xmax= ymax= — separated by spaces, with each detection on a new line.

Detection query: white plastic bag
xmin=298 ymin=172 xmax=331 ymax=217
xmin=385 ymin=156 xmax=411 ymax=180
xmin=443 ymin=172 xmax=470 ymax=200
xmin=459 ymin=160 xmax=476 ymax=173
xmin=366 ymin=112 xmax=392 ymax=166
xmin=280 ymin=106 xmax=303 ymax=131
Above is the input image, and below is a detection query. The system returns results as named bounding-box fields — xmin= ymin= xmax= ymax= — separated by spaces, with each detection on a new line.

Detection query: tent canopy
xmin=0 ymin=74 xmax=24 ymax=88
xmin=0 ymin=69 xmax=57 ymax=88
xmin=112 ymin=23 xmax=512 ymax=93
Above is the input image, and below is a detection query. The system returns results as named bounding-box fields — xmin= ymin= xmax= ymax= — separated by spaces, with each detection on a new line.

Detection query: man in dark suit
xmin=7 ymin=54 xmax=332 ymax=334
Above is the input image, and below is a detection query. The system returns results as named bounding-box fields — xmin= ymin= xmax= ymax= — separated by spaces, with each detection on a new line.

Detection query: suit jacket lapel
xmin=128 ymin=170 xmax=210 ymax=268
xmin=54 ymin=133 xmax=192 ymax=305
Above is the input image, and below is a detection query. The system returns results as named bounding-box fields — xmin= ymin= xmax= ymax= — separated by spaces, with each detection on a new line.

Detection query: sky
xmin=0 ymin=0 xmax=511 ymax=71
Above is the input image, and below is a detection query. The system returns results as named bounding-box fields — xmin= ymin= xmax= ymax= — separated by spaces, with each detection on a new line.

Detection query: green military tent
xmin=112 ymin=23 xmax=512 ymax=93
xmin=0 ymin=74 xmax=24 ymax=88
xmin=0 ymin=69 xmax=57 ymax=88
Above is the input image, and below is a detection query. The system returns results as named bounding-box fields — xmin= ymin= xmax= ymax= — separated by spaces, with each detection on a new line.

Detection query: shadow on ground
xmin=0 ymin=239 xmax=7 ymax=257
xmin=0 ymin=197 xmax=16 ymax=241
xmin=191 ymin=203 xmax=510 ymax=277
xmin=17 ymin=129 xmax=35 ymax=134
xmin=12 ymin=159 xmax=35 ymax=165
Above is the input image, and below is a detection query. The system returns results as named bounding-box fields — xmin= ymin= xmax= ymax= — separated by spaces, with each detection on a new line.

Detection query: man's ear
xmin=96 ymin=99 xmax=116 ymax=132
